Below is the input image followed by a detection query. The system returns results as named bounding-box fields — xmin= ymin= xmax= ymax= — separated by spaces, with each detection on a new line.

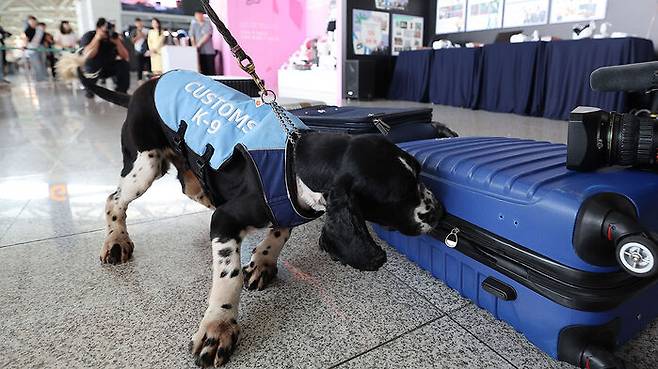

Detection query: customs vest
xmin=154 ymin=70 xmax=317 ymax=227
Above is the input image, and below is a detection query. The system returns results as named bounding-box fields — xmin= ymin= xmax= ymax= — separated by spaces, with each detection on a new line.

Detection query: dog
xmin=58 ymin=56 xmax=442 ymax=368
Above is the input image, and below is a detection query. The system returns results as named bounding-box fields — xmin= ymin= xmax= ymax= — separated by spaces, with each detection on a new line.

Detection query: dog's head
xmin=319 ymin=135 xmax=442 ymax=271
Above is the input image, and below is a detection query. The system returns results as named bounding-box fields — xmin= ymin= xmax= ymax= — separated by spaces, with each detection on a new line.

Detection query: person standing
xmin=0 ymin=24 xmax=11 ymax=83
xmin=23 ymin=16 xmax=48 ymax=81
xmin=147 ymin=18 xmax=165 ymax=76
xmin=55 ymin=21 xmax=78 ymax=50
xmin=131 ymin=18 xmax=149 ymax=81
xmin=40 ymin=23 xmax=57 ymax=78
xmin=189 ymin=10 xmax=215 ymax=75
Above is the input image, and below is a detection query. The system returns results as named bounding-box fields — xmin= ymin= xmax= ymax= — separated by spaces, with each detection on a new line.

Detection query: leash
xmin=199 ymin=0 xmax=299 ymax=142
xmin=0 ymin=45 xmax=77 ymax=52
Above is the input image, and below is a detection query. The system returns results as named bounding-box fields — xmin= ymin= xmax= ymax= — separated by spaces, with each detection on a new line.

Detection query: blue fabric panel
xmin=543 ymin=37 xmax=655 ymax=120
xmin=387 ymin=49 xmax=433 ymax=102
xmin=478 ymin=41 xmax=547 ymax=116
xmin=428 ymin=48 xmax=482 ymax=108
xmin=154 ymin=69 xmax=308 ymax=169
xmin=249 ymin=150 xmax=310 ymax=228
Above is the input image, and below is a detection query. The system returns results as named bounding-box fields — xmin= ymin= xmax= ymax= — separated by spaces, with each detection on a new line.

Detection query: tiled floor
xmin=0 ymin=76 xmax=655 ymax=369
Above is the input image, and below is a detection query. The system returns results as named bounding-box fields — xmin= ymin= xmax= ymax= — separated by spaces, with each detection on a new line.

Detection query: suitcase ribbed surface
xmin=399 ymin=137 xmax=658 ymax=272
xmin=401 ymin=137 xmax=570 ymax=201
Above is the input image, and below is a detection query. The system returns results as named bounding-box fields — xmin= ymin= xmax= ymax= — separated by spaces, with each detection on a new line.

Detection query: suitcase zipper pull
xmin=445 ymin=228 xmax=460 ymax=248
xmin=372 ymin=118 xmax=391 ymax=135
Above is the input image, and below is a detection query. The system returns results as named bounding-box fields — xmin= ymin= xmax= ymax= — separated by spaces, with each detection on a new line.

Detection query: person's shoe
xmin=85 ymin=89 xmax=94 ymax=99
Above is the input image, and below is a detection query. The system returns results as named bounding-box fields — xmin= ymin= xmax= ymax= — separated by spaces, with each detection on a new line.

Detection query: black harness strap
xmin=192 ymin=143 xmax=217 ymax=204
xmin=173 ymin=120 xmax=188 ymax=154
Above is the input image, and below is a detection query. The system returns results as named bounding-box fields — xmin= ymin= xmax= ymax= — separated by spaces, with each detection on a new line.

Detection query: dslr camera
xmin=567 ymin=61 xmax=658 ymax=171
xmin=567 ymin=107 xmax=658 ymax=171
xmin=106 ymin=22 xmax=119 ymax=40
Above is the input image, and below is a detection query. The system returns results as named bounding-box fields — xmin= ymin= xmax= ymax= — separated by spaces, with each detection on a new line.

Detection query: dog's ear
xmin=319 ymin=176 xmax=387 ymax=271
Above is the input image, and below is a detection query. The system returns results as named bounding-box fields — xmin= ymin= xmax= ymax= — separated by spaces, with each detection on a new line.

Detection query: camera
xmin=106 ymin=22 xmax=119 ymax=39
xmin=567 ymin=106 xmax=658 ymax=171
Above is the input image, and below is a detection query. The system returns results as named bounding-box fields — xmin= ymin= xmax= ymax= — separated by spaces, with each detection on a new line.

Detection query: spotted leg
xmin=191 ymin=207 xmax=245 ymax=368
xmin=242 ymin=228 xmax=290 ymax=290
xmin=101 ymin=149 xmax=167 ymax=264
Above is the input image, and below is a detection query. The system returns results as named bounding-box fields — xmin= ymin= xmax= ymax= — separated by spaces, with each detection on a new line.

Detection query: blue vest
xmin=154 ymin=70 xmax=316 ymax=227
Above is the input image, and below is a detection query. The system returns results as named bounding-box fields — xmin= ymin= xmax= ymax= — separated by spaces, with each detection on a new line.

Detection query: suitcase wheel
xmin=580 ymin=345 xmax=626 ymax=369
xmin=615 ymin=235 xmax=658 ymax=277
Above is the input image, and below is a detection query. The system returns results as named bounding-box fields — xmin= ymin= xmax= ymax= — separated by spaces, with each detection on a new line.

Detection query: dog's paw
xmin=242 ymin=261 xmax=278 ymax=291
xmin=190 ymin=316 xmax=240 ymax=368
xmin=100 ymin=232 xmax=134 ymax=264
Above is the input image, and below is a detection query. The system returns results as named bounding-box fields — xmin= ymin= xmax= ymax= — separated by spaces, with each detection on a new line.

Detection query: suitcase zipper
xmin=372 ymin=118 xmax=391 ymax=135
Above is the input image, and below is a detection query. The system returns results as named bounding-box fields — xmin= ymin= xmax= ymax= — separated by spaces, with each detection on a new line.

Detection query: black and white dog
xmin=60 ymin=58 xmax=441 ymax=367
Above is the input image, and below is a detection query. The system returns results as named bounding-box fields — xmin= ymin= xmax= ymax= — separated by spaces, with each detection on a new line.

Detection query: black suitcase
xmin=289 ymin=105 xmax=457 ymax=142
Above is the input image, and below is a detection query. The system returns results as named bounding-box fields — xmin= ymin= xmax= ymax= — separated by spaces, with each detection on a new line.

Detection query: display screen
xmin=121 ymin=0 xmax=195 ymax=15
xmin=550 ymin=0 xmax=607 ymax=24
xmin=435 ymin=0 xmax=467 ymax=34
xmin=466 ymin=0 xmax=503 ymax=32
xmin=503 ymin=0 xmax=549 ymax=27
xmin=392 ymin=14 xmax=424 ymax=56
xmin=352 ymin=9 xmax=390 ymax=56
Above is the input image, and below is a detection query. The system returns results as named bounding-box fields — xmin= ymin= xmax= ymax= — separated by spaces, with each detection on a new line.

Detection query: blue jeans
xmin=28 ymin=51 xmax=47 ymax=81
xmin=0 ymin=54 xmax=4 ymax=79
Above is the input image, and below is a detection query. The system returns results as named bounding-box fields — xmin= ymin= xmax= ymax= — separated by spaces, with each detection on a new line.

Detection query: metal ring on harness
xmin=261 ymin=89 xmax=277 ymax=105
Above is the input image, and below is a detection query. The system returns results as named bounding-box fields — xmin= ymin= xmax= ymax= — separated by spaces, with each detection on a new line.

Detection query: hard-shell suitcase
xmin=372 ymin=137 xmax=658 ymax=369
xmin=289 ymin=105 xmax=457 ymax=143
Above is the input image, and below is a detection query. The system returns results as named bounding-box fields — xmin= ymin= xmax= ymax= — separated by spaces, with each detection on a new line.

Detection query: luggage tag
xmin=445 ymin=228 xmax=460 ymax=248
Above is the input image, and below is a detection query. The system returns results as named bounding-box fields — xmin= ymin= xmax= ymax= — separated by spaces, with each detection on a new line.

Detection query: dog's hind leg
xmin=166 ymin=151 xmax=215 ymax=209
xmin=242 ymin=228 xmax=290 ymax=290
xmin=101 ymin=149 xmax=168 ymax=264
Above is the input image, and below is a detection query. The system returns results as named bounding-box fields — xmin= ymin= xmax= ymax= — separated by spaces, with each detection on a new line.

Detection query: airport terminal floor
xmin=1 ymin=75 xmax=656 ymax=369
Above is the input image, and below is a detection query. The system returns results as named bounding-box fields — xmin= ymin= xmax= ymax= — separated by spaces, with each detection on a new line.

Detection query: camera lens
xmin=610 ymin=113 xmax=656 ymax=168
xmin=567 ymin=107 xmax=658 ymax=171
xmin=612 ymin=113 xmax=639 ymax=166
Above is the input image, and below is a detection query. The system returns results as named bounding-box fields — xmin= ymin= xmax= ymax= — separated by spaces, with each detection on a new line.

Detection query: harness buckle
xmin=196 ymin=143 xmax=215 ymax=169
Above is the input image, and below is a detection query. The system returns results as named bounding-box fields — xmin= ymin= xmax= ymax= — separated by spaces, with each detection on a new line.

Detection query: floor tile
xmin=374 ymin=235 xmax=469 ymax=313
xmin=449 ymin=303 xmax=576 ymax=369
xmin=0 ymin=216 xmax=442 ymax=369
xmin=0 ymin=168 xmax=209 ymax=246
xmin=616 ymin=318 xmax=658 ymax=369
xmin=335 ymin=315 xmax=514 ymax=369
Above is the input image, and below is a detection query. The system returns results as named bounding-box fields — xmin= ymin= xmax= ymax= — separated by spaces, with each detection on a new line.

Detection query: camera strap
xmin=199 ymin=0 xmax=299 ymax=143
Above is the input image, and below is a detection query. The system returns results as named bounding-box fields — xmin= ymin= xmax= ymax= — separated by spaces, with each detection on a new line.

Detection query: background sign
xmin=392 ymin=14 xmax=424 ymax=56
xmin=466 ymin=0 xmax=504 ymax=31
xmin=550 ymin=0 xmax=608 ymax=24
xmin=435 ymin=0 xmax=467 ymax=34
xmin=353 ymin=9 xmax=390 ymax=55
xmin=503 ymin=0 xmax=550 ymax=27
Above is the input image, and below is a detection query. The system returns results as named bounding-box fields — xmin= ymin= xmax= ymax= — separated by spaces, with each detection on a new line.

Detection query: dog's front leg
xmin=191 ymin=209 xmax=244 ymax=368
xmin=243 ymin=228 xmax=290 ymax=290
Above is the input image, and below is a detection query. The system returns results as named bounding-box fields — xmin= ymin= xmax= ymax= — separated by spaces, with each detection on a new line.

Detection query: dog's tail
xmin=56 ymin=52 xmax=131 ymax=109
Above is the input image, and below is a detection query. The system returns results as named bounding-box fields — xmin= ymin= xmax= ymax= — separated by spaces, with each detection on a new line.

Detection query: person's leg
xmin=198 ymin=54 xmax=208 ymax=75
xmin=49 ymin=54 xmax=57 ymax=78
xmin=0 ymin=53 xmax=5 ymax=81
xmin=37 ymin=51 xmax=48 ymax=81
xmin=201 ymin=54 xmax=215 ymax=76
xmin=136 ymin=54 xmax=144 ymax=81
xmin=105 ymin=59 xmax=130 ymax=93
xmin=206 ymin=54 xmax=216 ymax=76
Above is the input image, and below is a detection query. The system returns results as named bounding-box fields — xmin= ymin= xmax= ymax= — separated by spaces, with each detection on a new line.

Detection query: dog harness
xmin=154 ymin=70 xmax=317 ymax=227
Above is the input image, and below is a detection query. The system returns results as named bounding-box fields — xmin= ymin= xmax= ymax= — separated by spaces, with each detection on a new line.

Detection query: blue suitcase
xmin=373 ymin=137 xmax=658 ymax=369
xmin=289 ymin=105 xmax=457 ymax=143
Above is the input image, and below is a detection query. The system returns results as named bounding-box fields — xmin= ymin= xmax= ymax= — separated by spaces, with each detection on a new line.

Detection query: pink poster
xmin=211 ymin=0 xmax=307 ymax=93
